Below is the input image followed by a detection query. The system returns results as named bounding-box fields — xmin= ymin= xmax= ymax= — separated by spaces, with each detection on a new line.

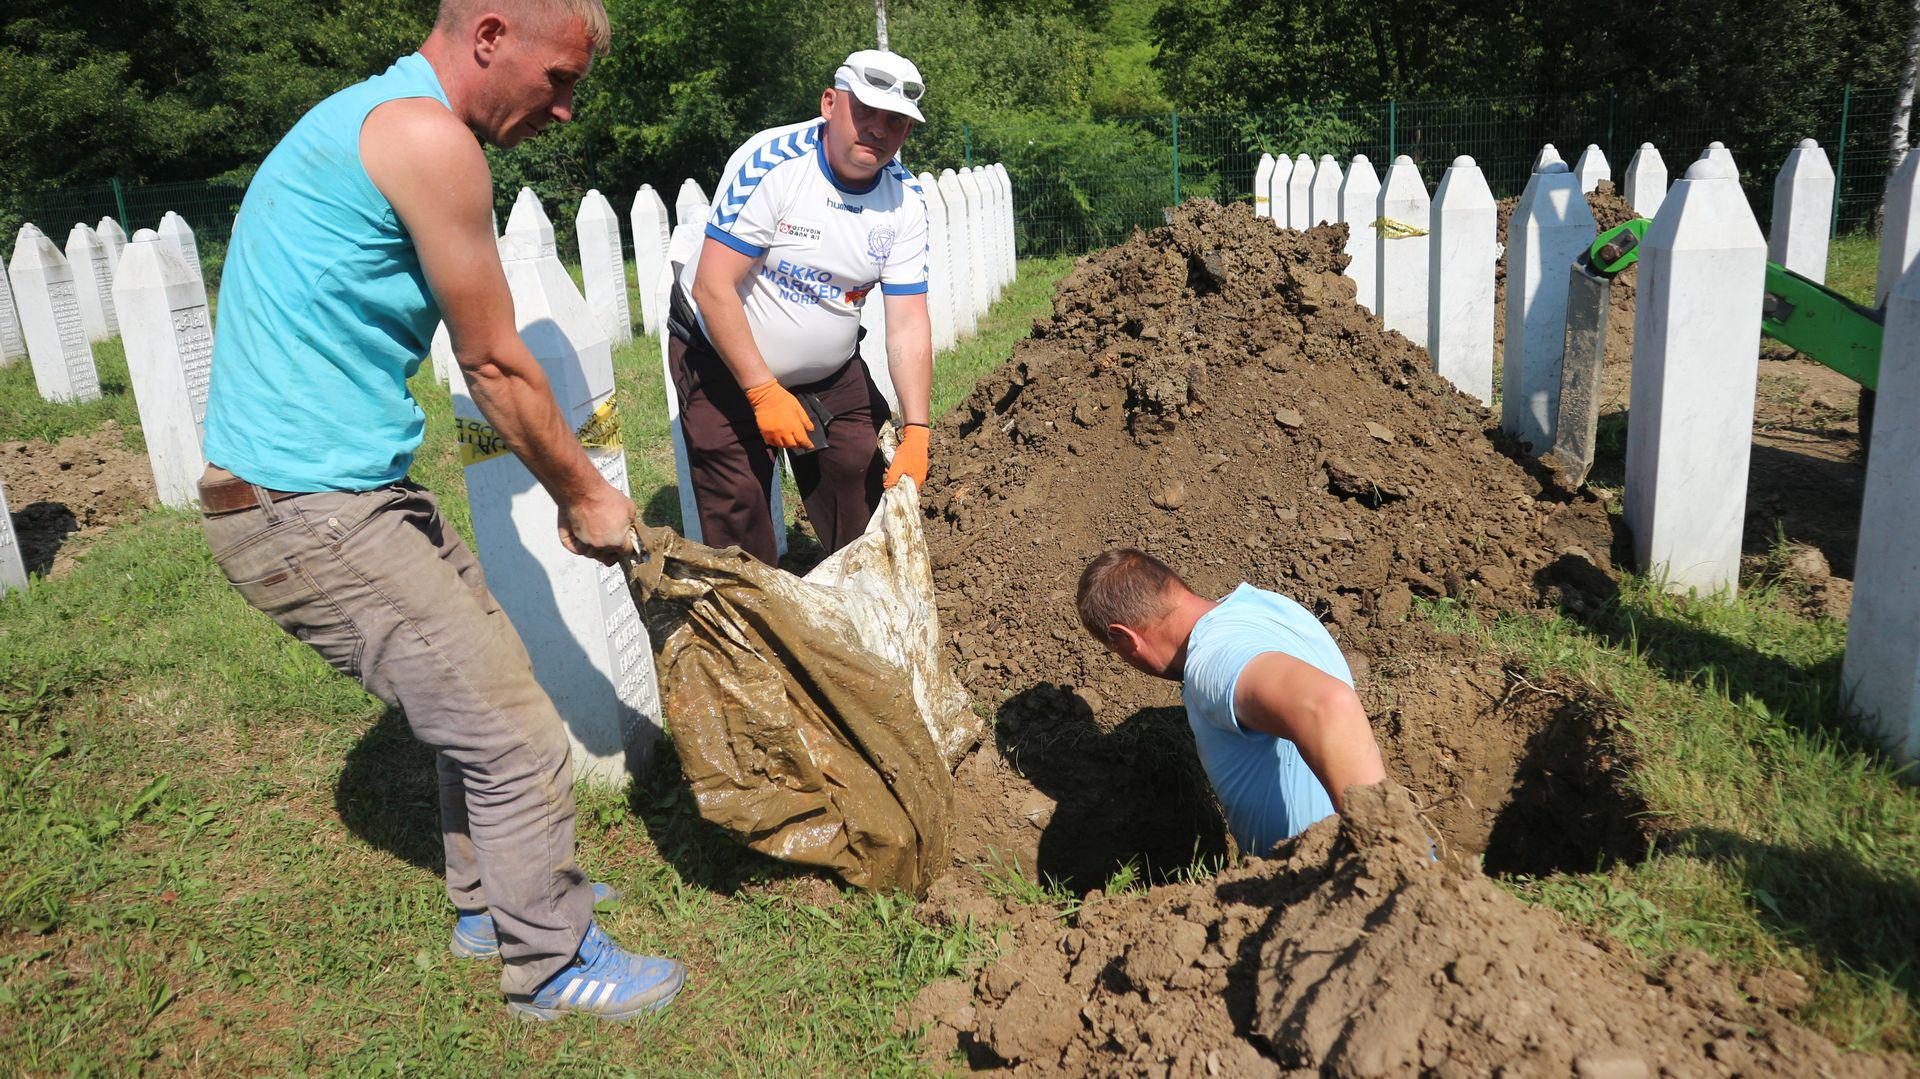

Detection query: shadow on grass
xmin=995 ymin=683 xmax=1227 ymax=893
xmin=1534 ymin=552 xmax=1891 ymax=763
xmin=335 ymin=707 xmax=444 ymax=875
xmin=627 ymin=734 xmax=811 ymax=897
xmin=1674 ymin=826 xmax=1920 ymax=1007
xmin=640 ymin=482 xmax=683 ymax=530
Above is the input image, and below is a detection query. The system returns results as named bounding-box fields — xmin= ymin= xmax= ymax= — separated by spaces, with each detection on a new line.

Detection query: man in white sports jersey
xmin=1077 ymin=549 xmax=1388 ymax=855
xmin=669 ymin=50 xmax=934 ymax=564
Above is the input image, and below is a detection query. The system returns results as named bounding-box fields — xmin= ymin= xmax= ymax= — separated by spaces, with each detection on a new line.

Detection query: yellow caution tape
xmin=457 ymin=393 xmax=623 ymax=467
xmin=1373 ymin=217 xmax=1429 ymax=239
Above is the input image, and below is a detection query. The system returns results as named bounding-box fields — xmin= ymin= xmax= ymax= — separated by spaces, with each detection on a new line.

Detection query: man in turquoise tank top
xmin=1076 ymin=549 xmax=1388 ymax=856
xmin=197 ymin=0 xmax=682 ymax=1021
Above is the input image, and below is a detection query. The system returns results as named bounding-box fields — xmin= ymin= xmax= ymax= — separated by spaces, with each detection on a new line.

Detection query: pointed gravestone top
xmin=157 ymin=212 xmax=203 ymax=282
xmin=1625 ymin=144 xmax=1669 ymax=218
xmin=64 ymin=223 xmax=116 ymax=342
xmin=674 ymin=179 xmax=709 ymax=230
xmin=1533 ymin=144 xmax=1565 ymax=172
xmin=505 ymin=188 xmax=557 ymax=258
xmin=95 ymin=216 xmax=129 ymax=275
xmin=11 ymin=223 xmax=101 ymax=403
xmin=1770 ymin=139 xmax=1834 ymax=282
xmin=1574 ymin=144 xmax=1611 ymax=193
xmin=1700 ymin=141 xmax=1739 ymax=178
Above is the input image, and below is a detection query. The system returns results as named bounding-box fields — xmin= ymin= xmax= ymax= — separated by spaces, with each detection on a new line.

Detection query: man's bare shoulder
xmin=362 ymin=98 xmax=485 ymax=185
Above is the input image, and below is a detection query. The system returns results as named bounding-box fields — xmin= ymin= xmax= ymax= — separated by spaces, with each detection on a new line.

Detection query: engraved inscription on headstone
xmin=176 ymin=306 xmax=214 ymax=429
xmin=11 ymin=224 xmax=103 ymax=403
xmin=113 ymin=232 xmax=211 ymax=508
xmin=0 ymin=260 xmax=25 ymax=363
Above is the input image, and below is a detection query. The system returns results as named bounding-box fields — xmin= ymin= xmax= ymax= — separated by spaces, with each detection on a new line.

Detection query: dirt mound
xmin=1 ymin=423 xmax=155 ymax=579
xmin=923 ymin=200 xmax=1619 ymax=888
xmin=908 ymin=785 xmax=1904 ymax=1075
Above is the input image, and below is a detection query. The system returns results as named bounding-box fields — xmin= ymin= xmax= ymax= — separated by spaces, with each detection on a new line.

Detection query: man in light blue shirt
xmin=1076 ymin=549 xmax=1388 ymax=855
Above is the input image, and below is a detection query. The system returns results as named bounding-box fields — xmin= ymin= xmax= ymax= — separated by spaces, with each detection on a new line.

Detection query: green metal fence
xmin=2 ymin=85 xmax=1906 ymax=281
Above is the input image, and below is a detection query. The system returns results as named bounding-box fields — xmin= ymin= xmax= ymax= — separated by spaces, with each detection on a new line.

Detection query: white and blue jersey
xmin=1182 ymin=584 xmax=1346 ymax=855
xmin=679 ymin=118 xmax=929 ymax=385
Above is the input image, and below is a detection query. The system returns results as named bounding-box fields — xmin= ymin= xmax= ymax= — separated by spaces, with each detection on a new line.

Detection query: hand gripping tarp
xmin=625 ymin=479 xmax=978 ymax=895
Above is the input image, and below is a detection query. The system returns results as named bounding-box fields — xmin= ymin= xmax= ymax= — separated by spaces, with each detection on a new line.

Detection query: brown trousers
xmin=667 ymin=310 xmax=888 ymax=566
xmin=200 ymin=469 xmax=592 ymax=998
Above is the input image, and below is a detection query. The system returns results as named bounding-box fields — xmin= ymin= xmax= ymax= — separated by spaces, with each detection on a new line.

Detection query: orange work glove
xmin=744 ymin=379 xmax=814 ymax=450
xmin=884 ymin=424 xmax=931 ymax=490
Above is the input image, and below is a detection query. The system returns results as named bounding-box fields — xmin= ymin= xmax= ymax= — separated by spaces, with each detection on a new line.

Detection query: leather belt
xmin=198 ymin=468 xmax=303 ymax=517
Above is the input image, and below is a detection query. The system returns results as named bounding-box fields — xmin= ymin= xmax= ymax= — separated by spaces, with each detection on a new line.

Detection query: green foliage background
xmin=0 ymin=0 xmax=1911 ymax=252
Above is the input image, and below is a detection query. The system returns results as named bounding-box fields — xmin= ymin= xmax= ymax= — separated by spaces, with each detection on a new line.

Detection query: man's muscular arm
xmin=1233 ymin=652 xmax=1387 ymax=811
xmin=691 ymin=237 xmax=814 ymax=449
xmin=360 ymin=99 xmax=634 ymax=561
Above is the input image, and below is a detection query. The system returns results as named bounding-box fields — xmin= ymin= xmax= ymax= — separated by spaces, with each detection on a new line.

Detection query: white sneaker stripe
xmin=560 ymin=978 xmax=585 ymax=1004
xmin=593 ymin=980 xmax=617 ymax=1007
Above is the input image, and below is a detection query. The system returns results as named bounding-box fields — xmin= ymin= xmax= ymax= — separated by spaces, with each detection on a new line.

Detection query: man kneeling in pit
xmin=1076 ymin=549 xmax=1387 ymax=855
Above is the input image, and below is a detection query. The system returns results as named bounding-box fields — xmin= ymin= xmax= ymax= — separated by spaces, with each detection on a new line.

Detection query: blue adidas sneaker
xmin=506 ymin=921 xmax=685 ymax=1022
xmin=450 ymin=881 xmax=619 ymax=960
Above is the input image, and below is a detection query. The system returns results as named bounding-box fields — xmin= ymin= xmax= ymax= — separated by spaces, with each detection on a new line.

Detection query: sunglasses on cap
xmin=850 ymin=61 xmax=924 ymax=103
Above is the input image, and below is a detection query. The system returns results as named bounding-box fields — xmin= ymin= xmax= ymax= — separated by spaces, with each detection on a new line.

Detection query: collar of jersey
xmin=814 ymin=136 xmax=884 ymax=195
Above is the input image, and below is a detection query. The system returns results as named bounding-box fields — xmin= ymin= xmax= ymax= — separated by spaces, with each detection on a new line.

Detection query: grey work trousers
xmin=199 ymin=467 xmax=592 ymax=997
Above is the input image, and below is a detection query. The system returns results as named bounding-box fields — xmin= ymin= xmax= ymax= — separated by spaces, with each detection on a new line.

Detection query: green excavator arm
xmin=1582 ymin=219 xmax=1884 ymax=391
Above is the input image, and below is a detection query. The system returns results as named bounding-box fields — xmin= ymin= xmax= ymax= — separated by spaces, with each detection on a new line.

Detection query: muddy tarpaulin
xmin=626 ymin=480 xmax=977 ymax=895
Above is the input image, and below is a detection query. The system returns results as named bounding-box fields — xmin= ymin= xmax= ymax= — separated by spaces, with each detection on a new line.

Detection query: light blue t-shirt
xmin=203 ymin=53 xmax=450 ymax=492
xmin=1182 ymin=583 xmax=1350 ymax=855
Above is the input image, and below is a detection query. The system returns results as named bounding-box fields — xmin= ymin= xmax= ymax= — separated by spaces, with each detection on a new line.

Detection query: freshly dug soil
xmin=907 ymin=785 xmax=1907 ymax=1076
xmin=0 ymin=423 xmax=155 ymax=578
xmin=923 ymin=200 xmax=1621 ymax=890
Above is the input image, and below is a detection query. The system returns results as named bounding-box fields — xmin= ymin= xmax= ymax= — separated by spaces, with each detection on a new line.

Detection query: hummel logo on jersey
xmin=776 ymin=220 xmax=822 ymax=241
xmin=824 ymin=197 xmax=866 ymax=214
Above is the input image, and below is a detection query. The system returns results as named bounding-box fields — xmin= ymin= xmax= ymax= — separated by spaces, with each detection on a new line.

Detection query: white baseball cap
xmin=834 ymin=49 xmax=926 ymax=123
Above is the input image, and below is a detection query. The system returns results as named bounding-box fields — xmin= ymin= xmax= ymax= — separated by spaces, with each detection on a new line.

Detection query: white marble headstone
xmin=1874 ymin=149 xmax=1920 ymax=306
xmin=65 ymin=224 xmax=117 ymax=342
xmin=674 ymin=179 xmax=709 ymax=231
xmin=113 ymin=231 xmax=211 ymax=508
xmin=505 ymin=188 xmax=557 ymax=259
xmin=576 ymin=190 xmax=633 ymax=346
xmin=96 ymin=216 xmax=129 ymax=275
xmin=0 ymin=257 xmax=28 ymax=364
xmin=157 ymin=212 xmax=204 ymax=283
xmin=1769 ymin=139 xmax=1835 ymax=283
xmin=451 ymin=227 xmax=662 ymax=783
xmin=1287 ymin=154 xmax=1313 ymax=228
xmin=0 ymin=474 xmax=27 ymax=595
xmin=1700 ymin=141 xmax=1740 ymax=180
xmin=1309 ymin=155 xmax=1343 ymax=226
xmin=1624 ymin=144 xmax=1669 ymax=219
xmin=1428 ymin=156 xmax=1497 ymax=404
xmin=918 ymin=171 xmax=956 ymax=351
xmin=1623 ymin=158 xmax=1766 ymax=596
xmin=938 ymin=170 xmax=976 ymax=338
xmin=429 ymin=321 xmax=454 ymax=385
xmin=1254 ymin=154 xmax=1276 ymax=219
xmin=961 ymin=168 xmax=992 ymax=318
xmin=1375 ymin=155 xmax=1431 ymax=349
xmin=629 ymin=185 xmax=670 ymax=336
xmin=10 ymin=224 xmax=102 ymax=403
xmin=1339 ymin=155 xmax=1382 ymax=313
xmin=1844 ymin=253 xmax=1920 ymax=766
xmin=1500 ymin=162 xmax=1594 ymax=453
xmin=998 ymin=164 xmax=1018 ymax=284
xmin=1574 ymin=145 xmax=1611 ymax=194
xmin=1268 ymin=153 xmax=1295 ymax=229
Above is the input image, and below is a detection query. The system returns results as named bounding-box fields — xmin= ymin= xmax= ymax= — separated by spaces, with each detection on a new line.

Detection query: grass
xmin=1826 ymin=232 xmax=1880 ymax=305
xmin=0 ymin=257 xmax=1069 ymax=1072
xmin=0 ymin=337 xmax=145 ymax=450
xmin=6 ymin=242 xmax=1920 ymax=1065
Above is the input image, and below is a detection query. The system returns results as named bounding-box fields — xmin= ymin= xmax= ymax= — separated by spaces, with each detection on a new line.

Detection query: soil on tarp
xmin=904 ymin=785 xmax=1908 ymax=1076
xmin=1496 ymin=180 xmax=1868 ymax=611
xmin=0 ymin=423 xmax=155 ymax=578
xmin=921 ymin=200 xmax=1624 ymax=897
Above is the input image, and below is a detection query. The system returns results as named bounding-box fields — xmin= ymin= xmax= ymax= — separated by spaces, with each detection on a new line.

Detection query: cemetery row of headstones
xmin=1253 ymin=138 xmax=1920 ymax=767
